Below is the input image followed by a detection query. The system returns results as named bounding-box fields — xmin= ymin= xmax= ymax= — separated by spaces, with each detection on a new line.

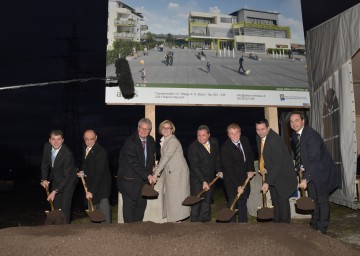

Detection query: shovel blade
xmin=86 ymin=209 xmax=106 ymax=222
xmin=257 ymin=207 xmax=274 ymax=220
xmin=44 ymin=210 xmax=67 ymax=225
xmin=296 ymin=197 xmax=315 ymax=211
xmin=216 ymin=208 xmax=238 ymax=222
xmin=142 ymin=184 xmax=159 ymax=198
xmin=182 ymin=196 xmax=204 ymax=206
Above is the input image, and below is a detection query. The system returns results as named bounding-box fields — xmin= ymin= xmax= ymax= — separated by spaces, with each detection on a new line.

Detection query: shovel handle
xmin=230 ymin=175 xmax=252 ymax=210
xmin=261 ymin=174 xmax=268 ymax=208
xmin=196 ymin=175 xmax=221 ymax=197
xmin=298 ymin=170 xmax=305 ymax=197
xmin=80 ymin=176 xmax=95 ymax=211
xmin=45 ymin=186 xmax=55 ymax=211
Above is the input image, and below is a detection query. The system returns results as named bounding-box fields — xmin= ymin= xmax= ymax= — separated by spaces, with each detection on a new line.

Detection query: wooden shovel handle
xmin=230 ymin=175 xmax=252 ymax=210
xmin=45 ymin=186 xmax=54 ymax=211
xmin=196 ymin=175 xmax=221 ymax=197
xmin=298 ymin=170 xmax=305 ymax=197
xmin=80 ymin=176 xmax=94 ymax=211
xmin=261 ymin=174 xmax=267 ymax=208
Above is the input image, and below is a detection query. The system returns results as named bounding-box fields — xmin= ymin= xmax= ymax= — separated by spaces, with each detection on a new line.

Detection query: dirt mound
xmin=1 ymin=222 xmax=359 ymax=256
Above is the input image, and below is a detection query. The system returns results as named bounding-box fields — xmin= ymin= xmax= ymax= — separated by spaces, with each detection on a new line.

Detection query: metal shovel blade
xmin=257 ymin=207 xmax=274 ymax=220
xmin=44 ymin=210 xmax=67 ymax=225
xmin=296 ymin=197 xmax=315 ymax=211
xmin=142 ymin=184 xmax=159 ymax=198
xmin=216 ymin=208 xmax=238 ymax=222
xmin=86 ymin=209 xmax=105 ymax=223
xmin=182 ymin=196 xmax=204 ymax=206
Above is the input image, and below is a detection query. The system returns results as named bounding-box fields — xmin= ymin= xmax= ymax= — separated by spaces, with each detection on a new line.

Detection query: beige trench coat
xmin=157 ymin=134 xmax=190 ymax=222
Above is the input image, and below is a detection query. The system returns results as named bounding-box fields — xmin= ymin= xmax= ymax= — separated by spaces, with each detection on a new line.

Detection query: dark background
xmin=1 ymin=0 xmax=359 ymax=183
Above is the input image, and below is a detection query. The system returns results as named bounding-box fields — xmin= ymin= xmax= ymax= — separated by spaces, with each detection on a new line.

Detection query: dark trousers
xmin=269 ymin=186 xmax=291 ymax=223
xmin=238 ymin=64 xmax=246 ymax=73
xmin=53 ymin=187 xmax=75 ymax=224
xmin=191 ymin=187 xmax=213 ymax=222
xmin=228 ymin=195 xmax=248 ymax=222
xmin=122 ymin=191 xmax=147 ymax=223
xmin=307 ymin=181 xmax=330 ymax=232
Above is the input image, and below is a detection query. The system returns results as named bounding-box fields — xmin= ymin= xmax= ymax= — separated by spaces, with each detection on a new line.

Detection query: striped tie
xmin=295 ymin=134 xmax=301 ymax=171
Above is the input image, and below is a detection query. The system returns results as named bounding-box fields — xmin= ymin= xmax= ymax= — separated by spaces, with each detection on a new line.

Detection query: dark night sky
xmin=1 ymin=0 xmax=358 ymax=180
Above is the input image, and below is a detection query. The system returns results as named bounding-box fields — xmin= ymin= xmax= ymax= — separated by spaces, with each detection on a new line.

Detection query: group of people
xmin=40 ymin=111 xmax=341 ymax=234
xmin=40 ymin=129 xmax=112 ymax=224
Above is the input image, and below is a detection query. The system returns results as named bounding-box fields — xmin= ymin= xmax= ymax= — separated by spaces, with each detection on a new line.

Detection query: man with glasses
xmin=77 ymin=129 xmax=112 ymax=223
xmin=117 ymin=118 xmax=156 ymax=222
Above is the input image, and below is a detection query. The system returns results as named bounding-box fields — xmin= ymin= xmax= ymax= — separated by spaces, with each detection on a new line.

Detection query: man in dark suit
xmin=40 ymin=129 xmax=77 ymax=224
xmin=255 ymin=119 xmax=297 ymax=223
xmin=221 ymin=123 xmax=255 ymax=222
xmin=188 ymin=125 xmax=223 ymax=222
xmin=290 ymin=111 xmax=341 ymax=234
xmin=78 ymin=130 xmax=112 ymax=224
xmin=117 ymin=118 xmax=157 ymax=223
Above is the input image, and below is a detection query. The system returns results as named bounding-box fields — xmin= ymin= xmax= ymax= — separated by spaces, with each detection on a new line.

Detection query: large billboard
xmin=106 ymin=0 xmax=309 ymax=107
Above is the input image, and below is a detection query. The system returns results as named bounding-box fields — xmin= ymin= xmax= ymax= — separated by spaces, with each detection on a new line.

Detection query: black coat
xmin=257 ymin=129 xmax=297 ymax=198
xmin=117 ymin=133 xmax=156 ymax=199
xmin=41 ymin=143 xmax=77 ymax=193
xmin=187 ymin=137 xmax=222 ymax=192
xmin=292 ymin=125 xmax=341 ymax=194
xmin=81 ymin=142 xmax=111 ymax=204
xmin=221 ymin=136 xmax=255 ymax=199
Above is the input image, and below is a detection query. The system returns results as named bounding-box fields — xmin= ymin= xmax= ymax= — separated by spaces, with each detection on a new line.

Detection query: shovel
xmin=182 ymin=176 xmax=221 ymax=206
xmin=80 ymin=176 xmax=106 ymax=222
xmin=142 ymin=183 xmax=159 ymax=198
xmin=257 ymin=174 xmax=274 ymax=220
xmin=295 ymin=170 xmax=315 ymax=211
xmin=43 ymin=186 xmax=67 ymax=225
xmin=216 ymin=175 xmax=252 ymax=222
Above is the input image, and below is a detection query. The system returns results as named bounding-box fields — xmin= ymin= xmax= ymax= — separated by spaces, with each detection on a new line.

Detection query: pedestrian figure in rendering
xmin=140 ymin=68 xmax=146 ymax=82
xmin=206 ymin=61 xmax=211 ymax=73
xmin=238 ymin=55 xmax=246 ymax=73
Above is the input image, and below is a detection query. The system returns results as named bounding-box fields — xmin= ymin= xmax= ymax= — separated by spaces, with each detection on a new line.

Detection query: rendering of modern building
xmin=188 ymin=8 xmax=291 ymax=53
xmin=107 ymin=1 xmax=148 ymax=50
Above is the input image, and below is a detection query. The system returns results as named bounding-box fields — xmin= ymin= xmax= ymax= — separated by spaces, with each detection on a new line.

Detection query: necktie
xmin=142 ymin=140 xmax=147 ymax=164
xmin=51 ymin=149 xmax=56 ymax=167
xmin=237 ymin=142 xmax=245 ymax=161
xmin=295 ymin=134 xmax=301 ymax=171
xmin=85 ymin=147 xmax=91 ymax=158
xmin=204 ymin=143 xmax=211 ymax=153
xmin=259 ymin=138 xmax=265 ymax=174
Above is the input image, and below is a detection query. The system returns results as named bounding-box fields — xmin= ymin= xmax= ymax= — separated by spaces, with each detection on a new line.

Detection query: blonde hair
xmin=159 ymin=120 xmax=175 ymax=135
xmin=226 ymin=123 xmax=241 ymax=132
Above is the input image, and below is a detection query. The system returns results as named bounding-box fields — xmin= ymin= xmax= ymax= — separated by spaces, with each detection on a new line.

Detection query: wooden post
xmin=145 ymin=105 xmax=156 ymax=139
xmin=264 ymin=107 xmax=279 ymax=134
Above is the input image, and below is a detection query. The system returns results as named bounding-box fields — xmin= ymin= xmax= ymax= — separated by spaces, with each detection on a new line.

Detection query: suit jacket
xmin=188 ymin=137 xmax=222 ymax=189
xmin=41 ymin=143 xmax=77 ymax=193
xmin=117 ymin=133 xmax=156 ymax=199
xmin=81 ymin=142 xmax=111 ymax=204
xmin=292 ymin=125 xmax=341 ymax=194
xmin=256 ymin=129 xmax=297 ymax=197
xmin=221 ymin=136 xmax=255 ymax=199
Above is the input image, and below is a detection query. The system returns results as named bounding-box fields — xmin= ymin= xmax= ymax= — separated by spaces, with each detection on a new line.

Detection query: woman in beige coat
xmin=155 ymin=120 xmax=190 ymax=222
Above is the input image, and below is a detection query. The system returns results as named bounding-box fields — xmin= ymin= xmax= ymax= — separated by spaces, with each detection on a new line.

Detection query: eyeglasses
xmin=84 ymin=138 xmax=96 ymax=141
xmin=162 ymin=127 xmax=172 ymax=130
xmin=138 ymin=126 xmax=150 ymax=131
